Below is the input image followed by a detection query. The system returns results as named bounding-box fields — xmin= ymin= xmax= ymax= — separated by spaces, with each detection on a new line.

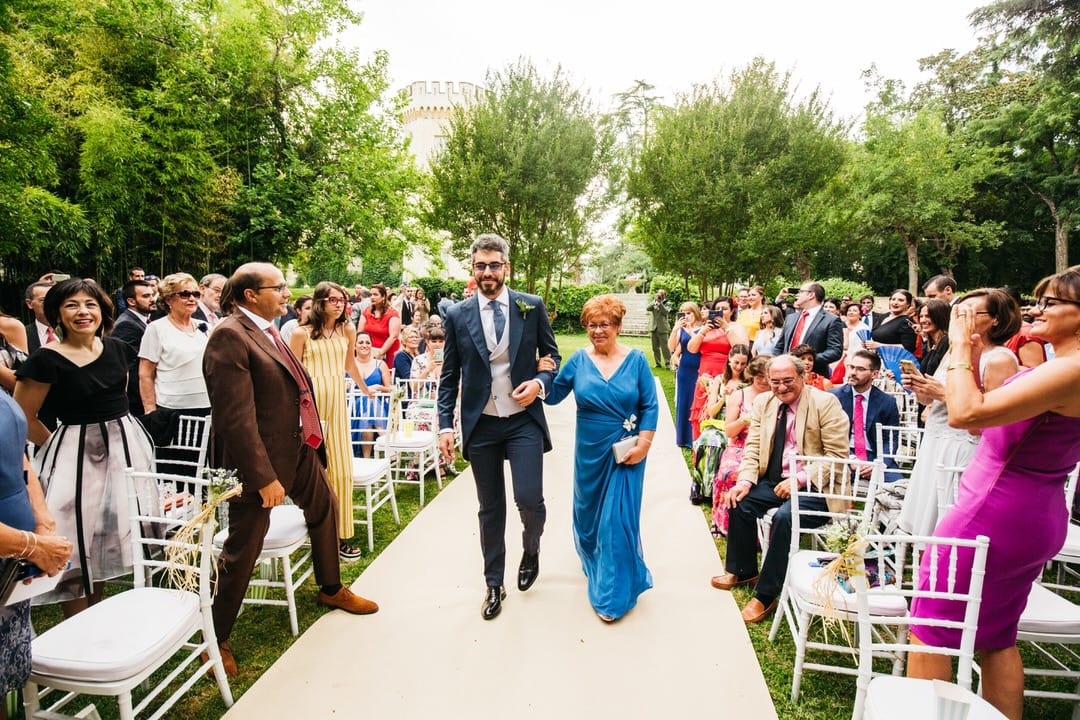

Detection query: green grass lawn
xmin=16 ymin=331 xmax=1076 ymax=719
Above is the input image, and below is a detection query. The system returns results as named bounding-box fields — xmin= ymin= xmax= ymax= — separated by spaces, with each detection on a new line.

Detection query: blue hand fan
xmin=855 ymin=328 xmax=872 ymax=343
xmin=874 ymin=345 xmax=918 ymax=391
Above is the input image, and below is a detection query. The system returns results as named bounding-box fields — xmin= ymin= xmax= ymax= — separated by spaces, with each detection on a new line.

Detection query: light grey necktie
xmin=491 ymin=300 xmax=505 ymax=344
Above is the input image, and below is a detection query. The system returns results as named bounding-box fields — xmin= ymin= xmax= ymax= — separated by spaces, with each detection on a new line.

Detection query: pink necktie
xmin=853 ymin=394 xmax=868 ymax=460
xmin=791 ymin=311 xmax=809 ymax=347
xmin=45 ymin=327 xmax=57 ymax=344
xmin=266 ymin=325 xmax=323 ymax=449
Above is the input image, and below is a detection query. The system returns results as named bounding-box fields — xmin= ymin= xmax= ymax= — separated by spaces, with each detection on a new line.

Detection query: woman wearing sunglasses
xmin=137 ymin=273 xmax=212 ymax=471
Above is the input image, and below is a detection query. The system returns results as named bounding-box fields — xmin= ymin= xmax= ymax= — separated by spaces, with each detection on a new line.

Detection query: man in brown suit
xmin=203 ymin=262 xmax=377 ymax=676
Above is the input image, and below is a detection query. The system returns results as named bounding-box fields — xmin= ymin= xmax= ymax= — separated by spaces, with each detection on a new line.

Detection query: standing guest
xmin=922 ymin=274 xmax=958 ymax=306
xmin=1001 ymin=286 xmax=1047 ymax=368
xmin=771 ymin=283 xmax=845 ymax=375
xmin=736 ymin=286 xmax=767 ymax=342
xmin=203 ymin=263 xmax=379 ymax=677
xmin=823 ymin=298 xmax=842 ymax=316
xmin=0 ymin=312 xmax=28 ymax=394
xmin=712 ymin=356 xmax=771 ymax=535
xmin=138 ymin=273 xmax=212 ymax=468
xmin=907 ymin=268 xmax=1080 ymax=720
xmin=393 ymin=326 xmax=421 ymax=381
xmin=350 ymin=330 xmax=392 ymax=458
xmin=110 ymin=279 xmax=157 ymax=416
xmin=646 ymin=289 xmax=672 ymax=369
xmin=289 ymin=281 xmax=372 ymax=561
xmin=918 ymin=299 xmax=951 ymax=376
xmin=194 ymin=273 xmax=226 ymax=329
xmin=865 ymin=289 xmax=918 ymax=354
xmin=358 ymin=283 xmax=401 ymax=366
xmin=437 ymin=234 xmax=560 ymax=621
xmin=669 ymin=302 xmax=704 ymax=448
xmin=830 ymin=350 xmax=901 ymax=475
xmin=436 ymin=290 xmax=454 ymax=318
xmin=752 ymin=305 xmax=784 ymax=358
xmin=279 ymin=295 xmax=313 ymax=345
xmin=23 ymin=281 xmax=54 ymax=355
xmin=688 ymin=298 xmax=750 ymax=440
xmin=709 ymin=355 xmax=849 ymax=624
xmin=898 ymin=288 xmax=1021 ymax=536
xmin=0 ymin=393 xmax=72 ymax=714
xmin=860 ymin=294 xmax=884 ymax=330
xmin=412 ymin=287 xmax=430 ymax=326
xmin=831 ymin=301 xmax=870 ymax=385
xmin=736 ymin=288 xmax=749 ymax=314
xmin=543 ymin=295 xmax=657 ymax=622
xmin=112 ymin=266 xmax=144 ymax=315
xmin=14 ymin=279 xmax=155 ymax=617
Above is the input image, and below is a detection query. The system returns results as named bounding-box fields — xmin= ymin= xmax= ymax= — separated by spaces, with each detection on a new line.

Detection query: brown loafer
xmin=740 ymin=598 xmax=779 ymax=624
xmin=201 ymin=640 xmax=238 ymax=678
xmin=710 ymin=573 xmax=758 ymax=591
xmin=318 ymin=587 xmax=379 ymax=615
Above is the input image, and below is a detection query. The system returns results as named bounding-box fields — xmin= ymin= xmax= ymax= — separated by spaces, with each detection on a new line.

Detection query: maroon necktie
xmin=266 ymin=324 xmax=323 ymax=449
xmin=853 ymin=394 xmax=868 ymax=460
xmin=791 ymin=311 xmax=809 ymax=347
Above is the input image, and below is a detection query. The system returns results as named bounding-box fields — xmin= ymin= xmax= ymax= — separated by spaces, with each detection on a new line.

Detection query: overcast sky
xmin=343 ymin=0 xmax=984 ymax=122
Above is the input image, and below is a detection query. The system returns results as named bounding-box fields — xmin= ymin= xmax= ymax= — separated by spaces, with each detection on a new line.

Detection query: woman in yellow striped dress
xmin=289 ymin=281 xmax=371 ymax=560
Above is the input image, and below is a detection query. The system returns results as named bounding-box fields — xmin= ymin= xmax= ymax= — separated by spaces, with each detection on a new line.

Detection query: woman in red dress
xmin=686 ymin=298 xmax=749 ymax=440
xmin=357 ymin=283 xmax=401 ymax=366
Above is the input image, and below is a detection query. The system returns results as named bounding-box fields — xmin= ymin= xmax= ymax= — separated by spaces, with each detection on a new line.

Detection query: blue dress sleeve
xmin=634 ymin=350 xmax=660 ymax=432
xmin=545 ymin=349 xmax=580 ymax=405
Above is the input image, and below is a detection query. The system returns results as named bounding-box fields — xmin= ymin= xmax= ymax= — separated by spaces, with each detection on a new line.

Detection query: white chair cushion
xmin=213 ymin=504 xmax=308 ymax=551
xmin=352 ymin=457 xmax=390 ymax=484
xmin=789 ymin=549 xmax=908 ymax=617
xmin=1054 ymin=522 xmax=1080 ymax=562
xmin=865 ymin=676 xmax=1007 ymax=719
xmin=1018 ymin=583 xmax=1080 ymax=636
xmin=32 ymin=588 xmax=199 ymax=682
xmin=375 ymin=431 xmax=436 ymax=450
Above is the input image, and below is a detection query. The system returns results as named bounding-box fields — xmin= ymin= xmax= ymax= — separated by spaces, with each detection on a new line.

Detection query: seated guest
xmin=393 ymin=325 xmax=421 ymax=381
xmin=831 ymin=350 xmax=901 ymax=480
xmin=865 ymin=289 xmax=918 ymax=354
xmin=791 ymin=344 xmax=833 ymax=390
xmin=709 ymin=355 xmax=849 ymax=623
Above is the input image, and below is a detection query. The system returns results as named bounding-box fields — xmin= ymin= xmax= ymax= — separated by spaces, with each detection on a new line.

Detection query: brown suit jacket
xmin=737 ymin=385 xmax=851 ymax=513
xmin=202 ymin=310 xmax=325 ymax=501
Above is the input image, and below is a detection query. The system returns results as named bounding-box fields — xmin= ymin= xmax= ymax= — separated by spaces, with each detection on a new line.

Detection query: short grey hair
xmin=200 ymin=273 xmax=226 ymax=288
xmin=470 ymin=233 xmax=509 ymax=260
xmin=768 ymin=354 xmax=806 ymax=377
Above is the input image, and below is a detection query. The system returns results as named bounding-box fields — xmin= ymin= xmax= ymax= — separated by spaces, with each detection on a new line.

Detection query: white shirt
xmin=138 ymin=318 xmax=210 ymax=409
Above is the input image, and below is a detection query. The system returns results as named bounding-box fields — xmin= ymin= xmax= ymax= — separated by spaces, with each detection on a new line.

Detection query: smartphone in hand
xmin=899 ymin=359 xmax=919 ymax=376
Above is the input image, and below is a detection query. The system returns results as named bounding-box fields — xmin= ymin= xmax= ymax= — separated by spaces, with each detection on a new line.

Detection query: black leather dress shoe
xmin=518 ymin=551 xmax=539 ymax=591
xmin=482 ymin=586 xmax=506 ymax=621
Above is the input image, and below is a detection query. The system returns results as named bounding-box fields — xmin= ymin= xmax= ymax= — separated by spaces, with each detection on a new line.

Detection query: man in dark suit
xmin=771 ymin=282 xmax=844 ymax=376
xmin=437 ymin=234 xmax=561 ymax=620
xmin=830 ymin=349 xmax=901 ymax=481
xmin=110 ymin=279 xmax=157 ymax=416
xmin=922 ymin=275 xmax=958 ymax=306
xmin=203 ymin=262 xmax=378 ymax=675
xmin=193 ymin=273 xmax=226 ymax=329
xmin=710 ymin=355 xmax=849 ymax=624
xmin=24 ymin=281 xmax=53 ymax=355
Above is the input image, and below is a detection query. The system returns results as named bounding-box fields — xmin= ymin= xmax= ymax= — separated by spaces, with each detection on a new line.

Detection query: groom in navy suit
xmin=438 ymin=234 xmax=561 ymax=620
xmin=830 ymin=349 xmax=901 ymax=479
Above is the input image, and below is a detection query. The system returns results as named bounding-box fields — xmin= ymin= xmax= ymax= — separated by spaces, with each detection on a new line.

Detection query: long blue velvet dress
xmin=546 ymin=347 xmax=659 ymax=619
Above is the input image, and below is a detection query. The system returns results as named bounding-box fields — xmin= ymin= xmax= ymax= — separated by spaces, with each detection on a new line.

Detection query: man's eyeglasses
xmin=1035 ymin=295 xmax=1080 ymax=311
xmin=257 ymin=284 xmax=288 ymax=293
xmin=768 ymin=377 xmax=799 ymax=388
xmin=173 ymin=290 xmax=201 ymax=299
xmin=473 ymin=262 xmax=505 ymax=273
xmin=846 ymin=364 xmax=873 ymax=373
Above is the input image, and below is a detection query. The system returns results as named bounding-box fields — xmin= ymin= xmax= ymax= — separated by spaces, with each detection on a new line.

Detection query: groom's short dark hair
xmin=471 ymin=234 xmax=509 ymax=260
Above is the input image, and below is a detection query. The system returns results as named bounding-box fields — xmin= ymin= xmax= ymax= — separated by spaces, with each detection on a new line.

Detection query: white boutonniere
xmin=515 ymin=298 xmax=535 ymax=318
xmin=623 ymin=414 xmax=637 ymax=433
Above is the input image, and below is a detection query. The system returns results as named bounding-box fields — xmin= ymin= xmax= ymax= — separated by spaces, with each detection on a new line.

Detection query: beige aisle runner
xmin=225 ymin=380 xmax=777 ymax=718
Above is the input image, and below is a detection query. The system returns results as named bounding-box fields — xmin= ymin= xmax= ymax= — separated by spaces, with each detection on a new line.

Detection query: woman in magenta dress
xmin=909 ymin=267 xmax=1080 ymax=719
xmin=711 ymin=355 xmax=770 ymax=535
xmin=686 ymin=298 xmax=749 ymax=440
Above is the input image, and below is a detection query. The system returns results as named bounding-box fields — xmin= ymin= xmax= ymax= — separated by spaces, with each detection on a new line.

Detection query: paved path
xmin=224 ymin=379 xmax=777 ymax=718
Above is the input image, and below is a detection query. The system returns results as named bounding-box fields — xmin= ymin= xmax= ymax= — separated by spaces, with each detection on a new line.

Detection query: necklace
xmin=168 ymin=315 xmax=195 ymax=334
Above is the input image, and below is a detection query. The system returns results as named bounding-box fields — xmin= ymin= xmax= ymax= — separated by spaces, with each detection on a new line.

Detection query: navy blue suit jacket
xmin=772 ymin=308 xmax=844 ymax=375
xmin=830 ymin=383 xmax=902 ymax=480
xmin=437 ymin=290 xmax=561 ymax=460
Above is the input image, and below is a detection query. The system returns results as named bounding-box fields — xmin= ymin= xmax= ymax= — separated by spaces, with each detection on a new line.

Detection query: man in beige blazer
xmin=709 ymin=354 xmax=849 ymax=624
xmin=203 ymin=262 xmax=378 ymax=676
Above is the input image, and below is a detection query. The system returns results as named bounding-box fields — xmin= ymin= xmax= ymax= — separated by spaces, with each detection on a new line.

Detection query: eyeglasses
xmin=845 ymin=364 xmax=873 ymax=373
xmin=586 ymin=322 xmax=615 ymax=332
xmin=324 ymin=297 xmax=346 ymax=305
xmin=173 ymin=290 xmax=201 ymax=299
xmin=257 ymin=284 xmax=289 ymax=293
xmin=768 ymin=377 xmax=799 ymax=388
xmin=473 ymin=262 xmax=505 ymax=273
xmin=1035 ymin=295 xmax=1080 ymax=311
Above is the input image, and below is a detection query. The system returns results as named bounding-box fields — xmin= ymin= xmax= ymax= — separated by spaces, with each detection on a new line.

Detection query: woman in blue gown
xmin=669 ymin=302 xmax=703 ymax=448
xmin=544 ymin=295 xmax=659 ymax=622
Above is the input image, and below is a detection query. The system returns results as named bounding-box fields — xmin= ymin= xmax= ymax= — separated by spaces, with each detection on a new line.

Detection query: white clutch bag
xmin=612 ymin=435 xmax=637 ymax=463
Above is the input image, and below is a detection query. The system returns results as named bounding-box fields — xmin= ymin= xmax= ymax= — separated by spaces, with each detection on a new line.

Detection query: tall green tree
xmin=626 ymin=58 xmax=848 ymax=294
xmin=426 ymin=59 xmax=609 ymax=296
